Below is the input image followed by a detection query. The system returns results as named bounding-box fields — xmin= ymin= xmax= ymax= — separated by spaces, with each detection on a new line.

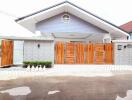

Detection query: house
xmin=1 ymin=1 xmax=132 ymax=66
xmin=120 ymin=21 xmax=132 ymax=39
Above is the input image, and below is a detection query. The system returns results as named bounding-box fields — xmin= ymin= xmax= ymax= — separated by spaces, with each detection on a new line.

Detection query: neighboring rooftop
xmin=120 ymin=21 xmax=132 ymax=33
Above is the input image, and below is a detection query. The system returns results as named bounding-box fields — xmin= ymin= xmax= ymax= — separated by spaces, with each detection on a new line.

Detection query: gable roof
xmin=15 ymin=1 xmax=129 ymax=38
xmin=120 ymin=21 xmax=132 ymax=33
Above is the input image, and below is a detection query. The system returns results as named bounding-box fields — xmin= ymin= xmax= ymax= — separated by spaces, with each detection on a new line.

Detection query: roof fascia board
xmin=17 ymin=3 xmax=66 ymax=23
xmin=67 ymin=4 xmax=129 ymax=37
xmin=15 ymin=1 xmax=67 ymax=22
xmin=67 ymin=1 xmax=129 ymax=35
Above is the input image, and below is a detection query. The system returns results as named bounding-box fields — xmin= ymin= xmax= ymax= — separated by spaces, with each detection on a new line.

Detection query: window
xmin=62 ymin=14 xmax=70 ymax=23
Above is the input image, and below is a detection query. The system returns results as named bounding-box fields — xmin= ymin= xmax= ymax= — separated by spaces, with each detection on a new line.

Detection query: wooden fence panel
xmin=1 ymin=40 xmax=6 ymax=66
xmin=65 ymin=42 xmax=74 ymax=64
xmin=1 ymin=40 xmax=13 ymax=66
xmin=55 ymin=42 xmax=64 ymax=64
xmin=104 ymin=43 xmax=113 ymax=64
xmin=95 ymin=44 xmax=104 ymax=64
xmin=86 ymin=43 xmax=94 ymax=64
xmin=75 ymin=42 xmax=84 ymax=64
xmin=55 ymin=42 xmax=113 ymax=64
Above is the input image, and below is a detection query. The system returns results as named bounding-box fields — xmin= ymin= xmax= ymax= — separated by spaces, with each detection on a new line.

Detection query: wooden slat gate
xmin=55 ymin=42 xmax=64 ymax=64
xmin=75 ymin=42 xmax=84 ymax=64
xmin=86 ymin=43 xmax=94 ymax=64
xmin=65 ymin=42 xmax=74 ymax=64
xmin=55 ymin=41 xmax=113 ymax=64
xmin=104 ymin=43 xmax=113 ymax=64
xmin=95 ymin=43 xmax=104 ymax=64
xmin=1 ymin=40 xmax=13 ymax=66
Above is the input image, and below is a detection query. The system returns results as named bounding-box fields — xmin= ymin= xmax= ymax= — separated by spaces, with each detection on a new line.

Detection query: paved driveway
xmin=0 ymin=73 xmax=132 ymax=100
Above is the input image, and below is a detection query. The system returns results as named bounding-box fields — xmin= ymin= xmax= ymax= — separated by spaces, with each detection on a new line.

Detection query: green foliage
xmin=23 ymin=61 xmax=52 ymax=65
xmin=23 ymin=61 xmax=30 ymax=65
xmin=45 ymin=61 xmax=52 ymax=65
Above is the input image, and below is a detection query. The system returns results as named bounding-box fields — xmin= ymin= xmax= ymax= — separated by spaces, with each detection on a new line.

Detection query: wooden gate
xmin=55 ymin=42 xmax=64 ymax=64
xmin=104 ymin=43 xmax=113 ymax=64
xmin=75 ymin=42 xmax=84 ymax=64
xmin=86 ymin=43 xmax=94 ymax=64
xmin=1 ymin=40 xmax=13 ymax=66
xmin=95 ymin=44 xmax=105 ymax=64
xmin=65 ymin=42 xmax=74 ymax=64
xmin=55 ymin=41 xmax=113 ymax=64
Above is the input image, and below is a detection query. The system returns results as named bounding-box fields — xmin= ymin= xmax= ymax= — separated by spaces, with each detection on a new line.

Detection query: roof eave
xmin=15 ymin=1 xmax=129 ymax=37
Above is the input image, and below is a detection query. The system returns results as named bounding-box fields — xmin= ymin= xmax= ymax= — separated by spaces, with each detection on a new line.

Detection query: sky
xmin=0 ymin=0 xmax=131 ymax=26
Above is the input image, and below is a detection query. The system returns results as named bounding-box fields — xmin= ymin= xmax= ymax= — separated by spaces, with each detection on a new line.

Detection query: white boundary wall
xmin=23 ymin=40 xmax=54 ymax=63
xmin=13 ymin=41 xmax=24 ymax=64
xmin=113 ymin=40 xmax=132 ymax=65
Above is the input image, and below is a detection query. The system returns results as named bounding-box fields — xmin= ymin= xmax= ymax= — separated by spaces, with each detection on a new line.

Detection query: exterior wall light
xmin=38 ymin=44 xmax=40 ymax=48
xmin=124 ymin=45 xmax=127 ymax=49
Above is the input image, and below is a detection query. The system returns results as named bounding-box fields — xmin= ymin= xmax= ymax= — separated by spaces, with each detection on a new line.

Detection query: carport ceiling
xmin=52 ymin=32 xmax=105 ymax=39
xmin=53 ymin=33 xmax=90 ymax=39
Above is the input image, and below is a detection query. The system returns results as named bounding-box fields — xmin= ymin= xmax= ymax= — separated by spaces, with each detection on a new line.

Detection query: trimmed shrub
xmin=45 ymin=61 xmax=52 ymax=68
xmin=23 ymin=61 xmax=52 ymax=68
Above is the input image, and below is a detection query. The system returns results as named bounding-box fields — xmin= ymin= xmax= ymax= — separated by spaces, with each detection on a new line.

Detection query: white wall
xmin=24 ymin=40 xmax=54 ymax=63
xmin=13 ymin=41 xmax=24 ymax=64
xmin=114 ymin=42 xmax=132 ymax=65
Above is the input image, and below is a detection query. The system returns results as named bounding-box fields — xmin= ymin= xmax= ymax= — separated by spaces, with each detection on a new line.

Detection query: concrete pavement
xmin=0 ymin=73 xmax=132 ymax=100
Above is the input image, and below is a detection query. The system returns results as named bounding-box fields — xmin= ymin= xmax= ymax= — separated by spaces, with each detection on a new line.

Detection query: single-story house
xmin=1 ymin=1 xmax=132 ymax=66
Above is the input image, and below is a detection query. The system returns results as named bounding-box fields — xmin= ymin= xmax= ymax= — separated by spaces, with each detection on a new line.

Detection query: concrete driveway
xmin=0 ymin=73 xmax=132 ymax=100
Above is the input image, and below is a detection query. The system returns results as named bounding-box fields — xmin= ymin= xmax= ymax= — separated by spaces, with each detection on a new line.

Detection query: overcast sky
xmin=0 ymin=0 xmax=131 ymax=26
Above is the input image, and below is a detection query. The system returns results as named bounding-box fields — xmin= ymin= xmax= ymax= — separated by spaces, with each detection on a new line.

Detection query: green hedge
xmin=23 ymin=61 xmax=52 ymax=65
